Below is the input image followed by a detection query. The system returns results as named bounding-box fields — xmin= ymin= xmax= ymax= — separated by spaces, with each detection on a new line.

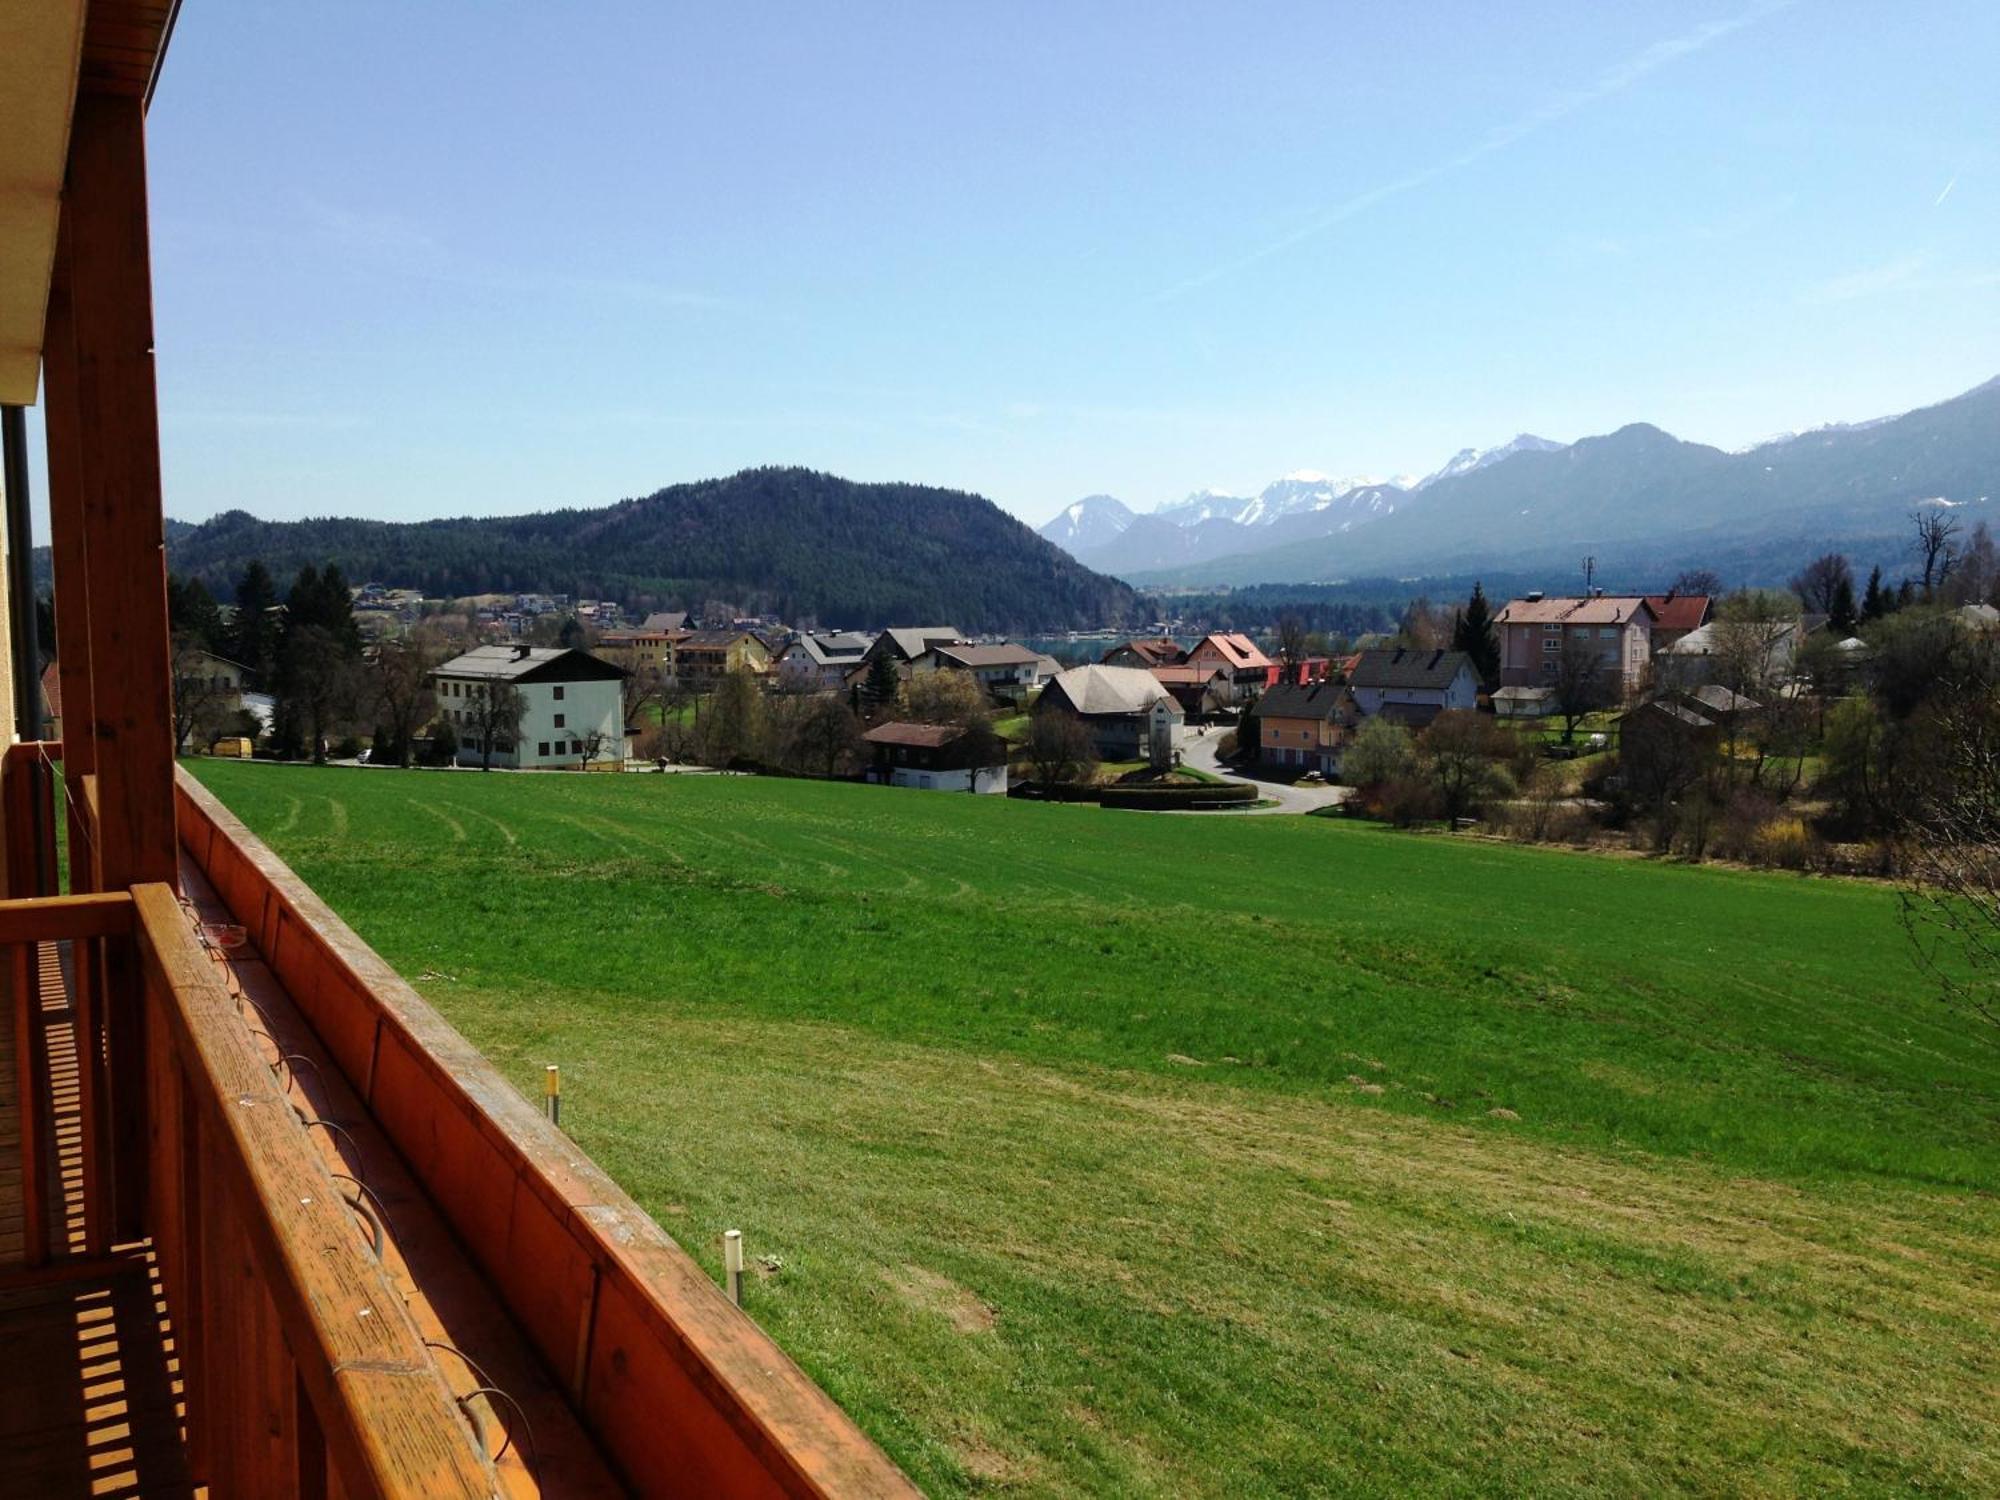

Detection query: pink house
xmin=1185 ymin=632 xmax=1276 ymax=703
xmin=1493 ymin=594 xmax=1656 ymax=699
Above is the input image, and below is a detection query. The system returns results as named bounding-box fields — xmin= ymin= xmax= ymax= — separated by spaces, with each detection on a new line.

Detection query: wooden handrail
xmin=0 ymin=891 xmax=133 ymax=944
xmin=131 ymin=882 xmax=496 ymax=1499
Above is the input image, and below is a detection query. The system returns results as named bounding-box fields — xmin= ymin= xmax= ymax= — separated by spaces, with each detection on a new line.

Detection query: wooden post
xmin=544 ymin=1063 xmax=561 ymax=1126
xmin=723 ymin=1229 xmax=744 ymax=1307
xmin=46 ymin=89 xmax=180 ymax=1241
xmin=10 ymin=942 xmax=48 ymax=1265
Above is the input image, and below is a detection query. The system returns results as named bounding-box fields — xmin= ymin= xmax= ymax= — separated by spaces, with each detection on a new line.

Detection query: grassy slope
xmin=189 ymin=762 xmax=2000 ymax=1497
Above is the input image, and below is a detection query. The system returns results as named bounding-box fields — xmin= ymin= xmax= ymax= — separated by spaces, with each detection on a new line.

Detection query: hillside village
xmin=131 ymin=512 xmax=2000 ymax=877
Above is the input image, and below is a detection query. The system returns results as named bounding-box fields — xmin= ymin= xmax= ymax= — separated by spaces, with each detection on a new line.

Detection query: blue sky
xmin=49 ymin=1 xmax=2000 ymax=530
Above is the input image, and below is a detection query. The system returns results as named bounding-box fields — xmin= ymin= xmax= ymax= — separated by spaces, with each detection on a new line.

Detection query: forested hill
xmin=150 ymin=468 xmax=1140 ymax=632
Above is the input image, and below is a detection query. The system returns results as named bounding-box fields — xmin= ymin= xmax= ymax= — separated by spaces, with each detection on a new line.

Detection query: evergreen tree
xmin=228 ymin=561 xmax=281 ymax=679
xmin=1860 ymin=566 xmax=1886 ymax=622
xmin=167 ymin=575 xmax=223 ymax=651
xmin=863 ymin=653 xmax=901 ymax=714
xmin=1828 ymin=571 xmax=1858 ymax=635
xmin=1450 ymin=581 xmax=1500 ymax=686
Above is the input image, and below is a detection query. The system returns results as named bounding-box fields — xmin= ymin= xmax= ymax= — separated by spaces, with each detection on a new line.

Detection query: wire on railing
xmin=170 ymin=879 xmax=538 ymax=1481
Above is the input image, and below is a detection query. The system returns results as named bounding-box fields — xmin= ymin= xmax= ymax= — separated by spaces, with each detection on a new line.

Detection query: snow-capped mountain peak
xmin=1037 ymin=493 xmax=1135 ymax=553
xmin=1416 ymin=433 xmax=1566 ymax=489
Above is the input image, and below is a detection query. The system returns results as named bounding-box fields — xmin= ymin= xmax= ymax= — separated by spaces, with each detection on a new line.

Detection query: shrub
xmin=1342 ymin=717 xmax=1417 ymax=788
xmin=1752 ymin=816 xmax=1815 ymax=871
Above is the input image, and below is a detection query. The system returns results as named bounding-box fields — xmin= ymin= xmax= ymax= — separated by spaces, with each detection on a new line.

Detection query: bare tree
xmin=466 ymin=681 xmax=526 ymax=771
xmin=370 ymin=639 xmax=440 ymax=767
xmin=1897 ymin=638 xmax=2000 ymax=1033
xmin=793 ymin=695 xmax=863 ymax=778
xmin=1790 ymin=552 xmax=1854 ymax=617
xmin=621 ymin=659 xmax=668 ymax=729
xmin=171 ymin=637 xmax=233 ymax=753
xmin=1024 ymin=710 xmax=1098 ymax=785
xmin=1913 ymin=506 xmax=1963 ymax=596
xmin=574 ymin=723 xmax=613 ymax=768
xmin=1670 ymin=568 xmax=1723 ymax=596
xmin=1550 ymin=635 xmax=1607 ymax=744
xmin=1276 ymin=614 xmax=1308 ymax=668
xmin=1419 ymin=710 xmax=1513 ymax=829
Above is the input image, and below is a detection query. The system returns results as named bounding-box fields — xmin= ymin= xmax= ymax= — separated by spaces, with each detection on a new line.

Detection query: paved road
xmin=1177 ymin=728 xmax=1349 ymax=815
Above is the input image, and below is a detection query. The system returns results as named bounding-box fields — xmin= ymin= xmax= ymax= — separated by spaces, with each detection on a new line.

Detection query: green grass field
xmin=188 ymin=761 xmax=2000 ymax=1497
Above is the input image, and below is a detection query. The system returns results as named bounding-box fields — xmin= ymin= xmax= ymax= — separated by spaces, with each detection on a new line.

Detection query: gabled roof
xmin=1642 ymin=593 xmax=1713 ymax=632
xmin=434 ymin=645 xmax=625 ymax=683
xmin=1256 ymin=681 xmax=1350 ymax=722
xmin=1043 ymin=664 xmax=1181 ymax=717
xmin=679 ymin=628 xmax=766 ymax=650
xmin=1149 ymin=664 xmax=1229 ymax=685
xmin=640 ymin=611 xmax=691 ymax=632
xmin=929 ymin=643 xmax=1041 ymax=669
xmin=1494 ymin=596 xmax=1655 ymax=626
xmin=1104 ymin=637 xmax=1185 ymax=666
xmin=785 ymin=632 xmax=874 ymax=667
xmin=1347 ymin=648 xmax=1476 ymax=692
xmin=1192 ymin=632 xmax=1274 ymax=670
xmin=876 ymin=627 xmax=963 ymax=661
xmin=862 ymin=721 xmax=969 ymax=749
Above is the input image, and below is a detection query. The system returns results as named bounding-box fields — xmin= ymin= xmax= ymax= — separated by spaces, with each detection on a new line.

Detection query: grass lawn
xmin=188 ymin=761 xmax=2000 ymax=1497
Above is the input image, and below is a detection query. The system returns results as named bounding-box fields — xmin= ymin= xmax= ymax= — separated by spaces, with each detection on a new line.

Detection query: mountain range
xmin=147 ymin=468 xmax=1140 ymax=634
xmin=1040 ymin=380 xmax=2000 ymax=588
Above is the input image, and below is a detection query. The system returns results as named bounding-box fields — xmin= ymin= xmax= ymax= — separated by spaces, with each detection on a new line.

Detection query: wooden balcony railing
xmin=0 ymin=743 xmax=916 ymax=1496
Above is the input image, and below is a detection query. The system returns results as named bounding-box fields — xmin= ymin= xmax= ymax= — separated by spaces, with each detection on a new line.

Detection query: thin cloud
xmin=1154 ymin=0 xmax=1795 ymax=302
xmin=1800 ymin=253 xmax=1928 ymax=303
xmin=1934 ymin=174 xmax=1958 ymax=207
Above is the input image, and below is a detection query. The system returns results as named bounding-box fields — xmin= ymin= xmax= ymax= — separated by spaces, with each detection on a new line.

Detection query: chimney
xmin=1526 ymin=590 xmax=1544 ymax=603
xmin=515 ymin=643 xmax=532 ymax=660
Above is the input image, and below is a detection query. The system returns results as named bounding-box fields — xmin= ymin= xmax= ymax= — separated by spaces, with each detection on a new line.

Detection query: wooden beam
xmin=39 ymin=223 xmax=96 ymax=896
xmin=57 ymin=90 xmax=177 ymax=892
xmin=0 ymin=891 xmax=134 ymax=945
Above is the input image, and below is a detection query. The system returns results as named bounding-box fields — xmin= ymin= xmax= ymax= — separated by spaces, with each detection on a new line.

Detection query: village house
xmin=1101 ymin=637 xmax=1186 ymax=669
xmin=1345 ymin=647 xmax=1481 ymax=731
xmin=912 ymin=642 xmax=1048 ymax=701
xmin=1037 ymin=664 xmax=1185 ymax=762
xmin=595 ymin=626 xmax=687 ymax=678
xmin=1149 ymin=663 xmax=1234 ymax=717
xmin=862 ymin=721 xmax=1009 ymax=794
xmin=674 ymin=628 xmax=773 ymax=686
xmin=1185 ymin=632 xmax=1276 ymax=703
xmin=1655 ymin=618 xmax=1802 ymax=691
xmin=432 ymin=644 xmax=627 ymax=769
xmin=776 ymin=630 xmax=874 ymax=691
xmin=866 ymin=626 xmax=964 ymax=665
xmin=1493 ymin=594 xmax=1655 ymax=698
xmin=1255 ymin=681 xmax=1354 ymax=775
xmin=1641 ymin=592 xmax=1714 ymax=653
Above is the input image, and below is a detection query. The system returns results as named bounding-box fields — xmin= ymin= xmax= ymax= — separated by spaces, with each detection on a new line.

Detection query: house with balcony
xmin=912 ymin=641 xmax=1048 ymax=701
xmin=862 ymin=721 xmax=1008 ymax=793
xmin=776 ymin=630 xmax=876 ymax=690
xmin=1185 ymin=632 xmax=1277 ymax=703
xmin=1256 ymin=681 xmax=1355 ymax=774
xmin=596 ymin=624 xmax=688 ymax=678
xmin=0 ymin=14 xmax=915 ymax=1497
xmin=1493 ymin=594 xmax=1656 ymax=699
xmin=674 ymin=627 xmax=773 ymax=686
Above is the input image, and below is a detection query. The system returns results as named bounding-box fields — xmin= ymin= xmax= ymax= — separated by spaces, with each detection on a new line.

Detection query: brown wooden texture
xmin=56 ymin=90 xmax=177 ymax=893
xmin=9 ymin=944 xmax=48 ymax=1265
xmin=177 ymin=768 xmax=921 ymax=1498
xmin=133 ymin=882 xmax=495 ymax=1500
xmin=178 ymin=857 xmax=625 ymax=1499
xmin=0 ymin=892 xmax=133 ymax=945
